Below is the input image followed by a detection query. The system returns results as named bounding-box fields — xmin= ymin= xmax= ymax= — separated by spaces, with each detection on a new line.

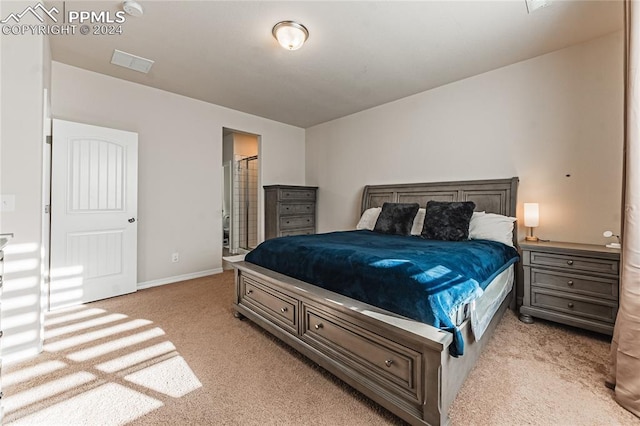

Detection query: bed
xmin=232 ymin=178 xmax=520 ymax=426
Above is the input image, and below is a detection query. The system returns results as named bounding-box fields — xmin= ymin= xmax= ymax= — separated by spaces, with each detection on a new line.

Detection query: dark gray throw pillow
xmin=373 ymin=202 xmax=420 ymax=236
xmin=421 ymin=201 xmax=476 ymax=241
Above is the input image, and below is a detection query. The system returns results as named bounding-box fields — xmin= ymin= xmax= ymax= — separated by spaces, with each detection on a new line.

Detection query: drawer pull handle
xmin=314 ymin=323 xmax=323 ymax=330
xmin=568 ymin=302 xmax=574 ymax=308
xmin=567 ymin=260 xmax=574 ymax=265
xmin=567 ymin=280 xmax=574 ymax=286
xmin=246 ymin=289 xmax=253 ymax=295
xmin=286 ymin=221 xmax=290 ymax=224
xmin=385 ymin=359 xmax=393 ymax=367
xmin=280 ymin=307 xmax=288 ymax=313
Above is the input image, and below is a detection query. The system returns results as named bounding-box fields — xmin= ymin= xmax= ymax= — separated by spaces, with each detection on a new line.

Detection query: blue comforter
xmin=245 ymin=230 xmax=519 ymax=356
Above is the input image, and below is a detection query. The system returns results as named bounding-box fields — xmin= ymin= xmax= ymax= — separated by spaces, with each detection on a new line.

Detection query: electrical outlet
xmin=172 ymin=252 xmax=179 ymax=263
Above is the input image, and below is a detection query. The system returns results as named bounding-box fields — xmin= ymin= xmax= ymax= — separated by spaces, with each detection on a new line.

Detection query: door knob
xmin=128 ymin=218 xmax=136 ymax=223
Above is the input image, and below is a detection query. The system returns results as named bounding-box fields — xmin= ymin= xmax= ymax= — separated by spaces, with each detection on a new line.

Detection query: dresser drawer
xmin=279 ymin=203 xmax=314 ymax=216
xmin=239 ymin=276 xmax=298 ymax=333
xmin=530 ymin=269 xmax=618 ymax=300
xmin=279 ymin=188 xmax=316 ymax=201
xmin=302 ymin=305 xmax=422 ymax=402
xmin=529 ymin=251 xmax=618 ymax=275
xmin=280 ymin=228 xmax=314 ymax=237
xmin=265 ymin=186 xmax=317 ymax=241
xmin=531 ymin=289 xmax=617 ymax=323
xmin=280 ymin=215 xmax=314 ymax=230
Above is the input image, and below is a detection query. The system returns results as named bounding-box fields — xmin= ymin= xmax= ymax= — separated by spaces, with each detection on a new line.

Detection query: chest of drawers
xmin=264 ymin=185 xmax=317 ymax=240
xmin=519 ymin=241 xmax=620 ymax=335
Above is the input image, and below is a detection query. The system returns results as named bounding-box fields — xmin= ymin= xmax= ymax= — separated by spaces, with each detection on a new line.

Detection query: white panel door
xmin=50 ymin=120 xmax=138 ymax=309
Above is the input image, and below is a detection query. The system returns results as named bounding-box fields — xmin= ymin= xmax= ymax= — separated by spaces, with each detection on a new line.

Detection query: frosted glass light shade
xmin=524 ymin=203 xmax=540 ymax=227
xmin=272 ymin=21 xmax=309 ymax=50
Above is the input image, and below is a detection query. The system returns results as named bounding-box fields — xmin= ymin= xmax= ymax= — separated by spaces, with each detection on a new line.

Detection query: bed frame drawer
xmin=529 ymin=251 xmax=618 ymax=275
xmin=279 ymin=203 xmax=314 ymax=216
xmin=530 ymin=289 xmax=617 ymax=324
xmin=279 ymin=215 xmax=314 ymax=230
xmin=301 ymin=304 xmax=422 ymax=403
xmin=239 ymin=276 xmax=298 ymax=333
xmin=530 ymin=269 xmax=618 ymax=300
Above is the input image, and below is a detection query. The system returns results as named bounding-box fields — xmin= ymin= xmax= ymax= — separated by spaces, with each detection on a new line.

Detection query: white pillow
xmin=468 ymin=212 xmax=517 ymax=247
xmin=356 ymin=207 xmax=381 ymax=230
xmin=410 ymin=208 xmax=426 ymax=236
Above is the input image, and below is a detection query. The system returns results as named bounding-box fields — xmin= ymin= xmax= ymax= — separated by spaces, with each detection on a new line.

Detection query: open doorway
xmin=222 ymin=128 xmax=260 ymax=257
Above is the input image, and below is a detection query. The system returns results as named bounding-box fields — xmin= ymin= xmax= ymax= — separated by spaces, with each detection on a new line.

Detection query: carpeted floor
xmin=3 ymin=271 xmax=638 ymax=425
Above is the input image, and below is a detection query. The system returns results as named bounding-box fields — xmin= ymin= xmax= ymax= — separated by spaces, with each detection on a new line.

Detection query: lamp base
xmin=525 ymin=236 xmax=539 ymax=242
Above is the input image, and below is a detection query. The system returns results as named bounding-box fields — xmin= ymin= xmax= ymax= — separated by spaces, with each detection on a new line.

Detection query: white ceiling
xmin=49 ymin=1 xmax=622 ymax=128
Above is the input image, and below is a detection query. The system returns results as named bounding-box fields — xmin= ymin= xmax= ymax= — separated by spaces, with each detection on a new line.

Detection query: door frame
xmin=41 ymin=88 xmax=52 ymax=349
xmin=221 ymin=127 xmax=262 ymax=256
xmin=49 ymin=119 xmax=138 ymax=309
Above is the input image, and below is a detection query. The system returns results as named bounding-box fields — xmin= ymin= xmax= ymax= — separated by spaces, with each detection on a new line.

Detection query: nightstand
xmin=519 ymin=240 xmax=620 ymax=335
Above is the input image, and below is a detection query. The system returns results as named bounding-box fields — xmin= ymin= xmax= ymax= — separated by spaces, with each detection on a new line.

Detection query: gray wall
xmin=51 ymin=62 xmax=305 ymax=286
xmin=306 ymin=32 xmax=623 ymax=246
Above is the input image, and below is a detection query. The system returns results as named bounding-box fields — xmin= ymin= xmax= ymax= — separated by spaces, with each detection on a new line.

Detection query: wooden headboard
xmin=361 ymin=177 xmax=519 ymax=218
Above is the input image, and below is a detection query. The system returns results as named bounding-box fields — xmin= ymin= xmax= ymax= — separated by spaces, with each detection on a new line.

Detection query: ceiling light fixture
xmin=272 ymin=21 xmax=309 ymax=51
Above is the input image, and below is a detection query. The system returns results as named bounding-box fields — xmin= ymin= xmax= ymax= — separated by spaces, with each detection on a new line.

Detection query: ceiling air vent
xmin=110 ymin=49 xmax=154 ymax=73
xmin=526 ymin=0 xmax=551 ymax=13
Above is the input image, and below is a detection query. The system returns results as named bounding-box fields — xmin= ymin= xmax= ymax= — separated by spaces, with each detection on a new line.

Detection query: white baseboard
xmin=137 ymin=268 xmax=223 ymax=290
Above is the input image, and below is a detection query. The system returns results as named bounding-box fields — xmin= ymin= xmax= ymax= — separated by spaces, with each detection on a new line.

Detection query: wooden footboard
xmin=232 ymin=261 xmax=512 ymax=426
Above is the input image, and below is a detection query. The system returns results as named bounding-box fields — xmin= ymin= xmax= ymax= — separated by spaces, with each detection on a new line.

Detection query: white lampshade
xmin=272 ymin=21 xmax=309 ymax=51
xmin=524 ymin=203 xmax=540 ymax=228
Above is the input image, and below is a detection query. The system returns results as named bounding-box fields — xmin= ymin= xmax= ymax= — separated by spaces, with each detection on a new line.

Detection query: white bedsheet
xmin=470 ymin=265 xmax=514 ymax=340
xmin=448 ymin=265 xmax=514 ymax=341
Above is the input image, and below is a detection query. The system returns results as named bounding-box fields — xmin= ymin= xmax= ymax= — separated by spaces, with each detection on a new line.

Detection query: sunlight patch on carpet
xmin=7 ymin=383 xmax=163 ymax=426
xmin=5 ymin=304 xmax=204 ymax=424
xmin=95 ymin=341 xmax=177 ymax=373
xmin=67 ymin=327 xmax=166 ymax=362
xmin=124 ymin=355 xmax=203 ymax=398
xmin=44 ymin=319 xmax=153 ymax=352
xmin=2 ymin=360 xmax=67 ymax=388
xmin=45 ymin=308 xmax=107 ymax=327
xmin=3 ymin=372 xmax=96 ymax=413
xmin=45 ymin=313 xmax=129 ymax=339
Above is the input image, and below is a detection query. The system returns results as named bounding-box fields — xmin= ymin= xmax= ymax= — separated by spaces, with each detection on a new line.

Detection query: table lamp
xmin=524 ymin=203 xmax=539 ymax=242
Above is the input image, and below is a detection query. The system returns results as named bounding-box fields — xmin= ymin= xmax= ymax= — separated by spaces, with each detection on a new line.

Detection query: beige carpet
xmin=3 ymin=271 xmax=638 ymax=425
